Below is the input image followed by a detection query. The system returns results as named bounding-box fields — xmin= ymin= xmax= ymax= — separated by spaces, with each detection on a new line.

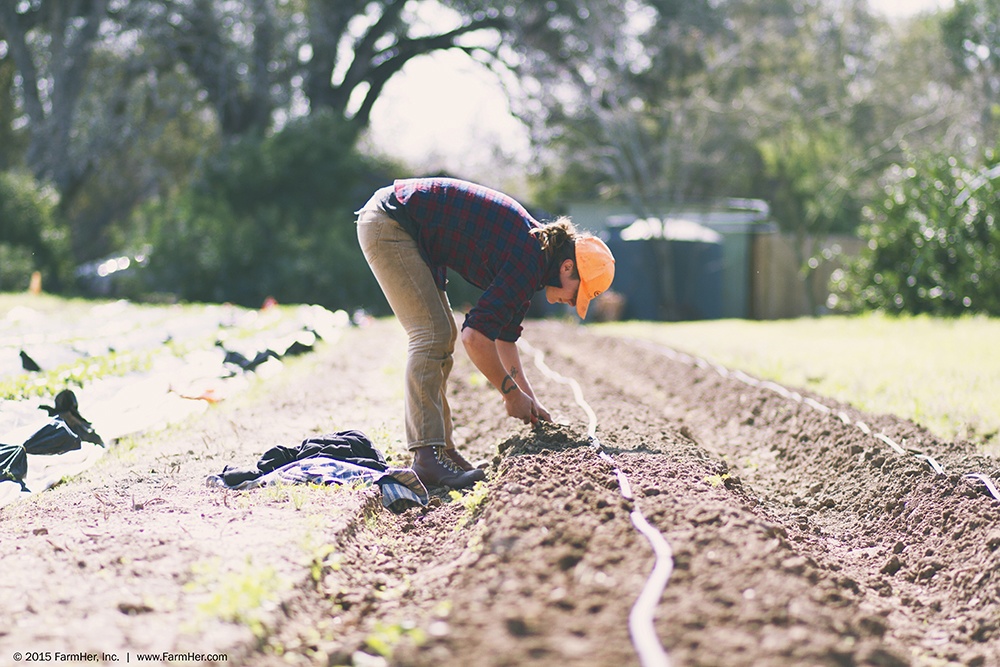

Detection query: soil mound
xmin=2 ymin=318 xmax=998 ymax=667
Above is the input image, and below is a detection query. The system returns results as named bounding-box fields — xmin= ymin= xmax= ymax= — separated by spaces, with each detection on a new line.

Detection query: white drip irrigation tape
xmin=628 ymin=509 xmax=676 ymax=667
xmin=918 ymin=454 xmax=946 ymax=476
xmin=523 ymin=341 xmax=673 ymax=667
xmin=874 ymin=432 xmax=907 ymax=455
xmin=629 ymin=338 xmax=1000 ymax=503
xmin=964 ymin=473 xmax=1000 ymax=502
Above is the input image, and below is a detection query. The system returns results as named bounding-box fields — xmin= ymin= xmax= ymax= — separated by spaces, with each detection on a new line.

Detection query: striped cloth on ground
xmin=206 ymin=457 xmax=428 ymax=513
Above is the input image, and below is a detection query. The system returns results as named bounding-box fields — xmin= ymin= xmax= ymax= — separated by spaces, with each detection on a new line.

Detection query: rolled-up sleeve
xmin=462 ymin=256 xmax=536 ymax=341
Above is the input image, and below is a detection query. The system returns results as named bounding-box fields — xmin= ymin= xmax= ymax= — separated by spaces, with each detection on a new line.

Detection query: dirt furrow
xmin=522 ymin=322 xmax=1000 ymax=666
xmin=3 ymin=318 xmax=999 ymax=667
xmin=285 ymin=319 xmax=919 ymax=666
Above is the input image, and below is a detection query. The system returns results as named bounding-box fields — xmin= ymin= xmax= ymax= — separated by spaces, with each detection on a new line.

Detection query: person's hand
xmin=504 ymin=389 xmax=540 ymax=425
xmin=531 ymin=398 xmax=552 ymax=423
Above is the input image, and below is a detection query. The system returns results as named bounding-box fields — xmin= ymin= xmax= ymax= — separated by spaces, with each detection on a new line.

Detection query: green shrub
xmin=0 ymin=243 xmax=35 ymax=290
xmin=139 ymin=112 xmax=395 ymax=311
xmin=0 ymin=170 xmax=71 ymax=291
xmin=831 ymin=152 xmax=1000 ymax=315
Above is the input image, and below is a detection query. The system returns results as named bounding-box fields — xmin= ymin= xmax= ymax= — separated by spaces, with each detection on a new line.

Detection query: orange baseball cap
xmin=575 ymin=236 xmax=616 ymax=319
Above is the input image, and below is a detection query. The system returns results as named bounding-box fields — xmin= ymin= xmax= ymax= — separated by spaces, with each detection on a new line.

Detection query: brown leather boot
xmin=411 ymin=446 xmax=485 ymax=490
xmin=443 ymin=447 xmax=481 ymax=472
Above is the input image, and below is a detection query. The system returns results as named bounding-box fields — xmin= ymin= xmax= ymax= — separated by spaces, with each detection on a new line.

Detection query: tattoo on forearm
xmin=501 ymin=374 xmax=517 ymax=395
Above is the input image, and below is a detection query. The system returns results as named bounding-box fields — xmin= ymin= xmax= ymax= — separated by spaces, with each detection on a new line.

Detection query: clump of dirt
xmin=2 ymin=317 xmax=998 ymax=667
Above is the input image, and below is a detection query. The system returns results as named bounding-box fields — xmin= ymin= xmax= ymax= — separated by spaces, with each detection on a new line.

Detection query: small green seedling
xmin=448 ymin=480 xmax=489 ymax=528
xmin=185 ymin=557 xmax=289 ymax=639
xmin=364 ymin=620 xmax=426 ymax=659
xmin=704 ymin=473 xmax=731 ymax=488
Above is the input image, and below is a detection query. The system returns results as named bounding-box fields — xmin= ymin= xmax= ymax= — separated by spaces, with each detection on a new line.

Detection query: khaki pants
xmin=356 ymin=207 xmax=458 ymax=451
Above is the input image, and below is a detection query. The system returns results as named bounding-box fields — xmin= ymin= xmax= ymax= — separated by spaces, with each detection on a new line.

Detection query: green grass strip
xmin=596 ymin=313 xmax=1000 ymax=455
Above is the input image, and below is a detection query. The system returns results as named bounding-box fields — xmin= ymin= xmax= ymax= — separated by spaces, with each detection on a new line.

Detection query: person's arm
xmin=461 ymin=327 xmax=548 ymax=424
xmin=496 ymin=339 xmax=551 ymax=421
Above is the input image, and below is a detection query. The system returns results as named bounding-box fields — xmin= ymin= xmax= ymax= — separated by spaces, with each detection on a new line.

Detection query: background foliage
xmin=833 ymin=149 xmax=1000 ymax=315
xmin=1 ymin=0 xmax=999 ymax=316
xmin=133 ymin=113 xmax=394 ymax=310
xmin=0 ymin=170 xmax=69 ymax=292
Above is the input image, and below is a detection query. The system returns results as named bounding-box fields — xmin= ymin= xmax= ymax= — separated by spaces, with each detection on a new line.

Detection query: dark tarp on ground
xmin=22 ymin=420 xmax=85 ymax=455
xmin=0 ymin=443 xmax=28 ymax=490
xmin=0 ymin=389 xmax=105 ymax=492
xmin=39 ymin=389 xmax=104 ymax=447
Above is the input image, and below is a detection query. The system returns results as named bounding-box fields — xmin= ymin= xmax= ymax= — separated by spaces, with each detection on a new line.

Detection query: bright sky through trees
xmin=361 ymin=48 xmax=530 ymax=186
xmin=363 ymin=0 xmax=955 ymax=189
xmin=871 ymin=0 xmax=952 ymax=16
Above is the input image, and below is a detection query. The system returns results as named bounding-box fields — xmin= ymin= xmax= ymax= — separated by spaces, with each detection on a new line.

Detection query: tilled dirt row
xmin=2 ymin=319 xmax=999 ymax=667
xmin=521 ymin=322 xmax=1000 ymax=667
xmin=250 ymin=320 xmax=1000 ymax=666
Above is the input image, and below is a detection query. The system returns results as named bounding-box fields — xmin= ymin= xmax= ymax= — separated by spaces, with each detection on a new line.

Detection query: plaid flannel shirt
xmin=392 ymin=178 xmax=560 ymax=341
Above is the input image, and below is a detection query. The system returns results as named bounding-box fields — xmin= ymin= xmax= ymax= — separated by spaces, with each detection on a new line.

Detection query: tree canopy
xmin=1 ymin=0 xmax=998 ymax=314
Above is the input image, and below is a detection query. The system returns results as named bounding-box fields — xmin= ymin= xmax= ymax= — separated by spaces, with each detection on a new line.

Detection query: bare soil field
xmin=2 ymin=314 xmax=1000 ymax=667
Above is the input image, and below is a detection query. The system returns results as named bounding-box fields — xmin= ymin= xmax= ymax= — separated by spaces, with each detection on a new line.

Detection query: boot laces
xmin=433 ymin=446 xmax=464 ymax=474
